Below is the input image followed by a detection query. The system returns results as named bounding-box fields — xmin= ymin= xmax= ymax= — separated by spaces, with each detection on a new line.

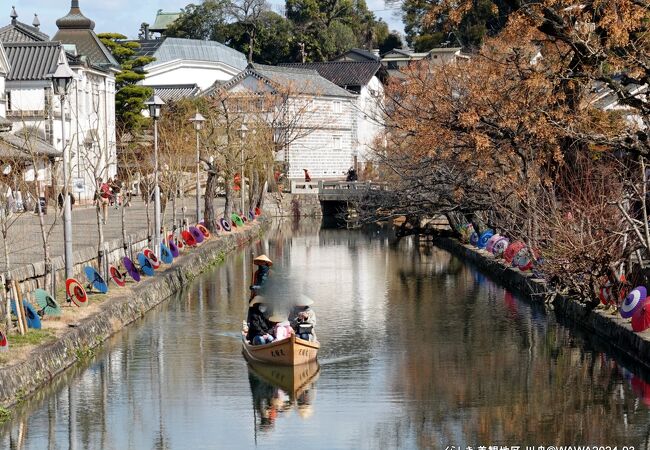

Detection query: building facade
xmin=204 ymin=64 xmax=357 ymax=180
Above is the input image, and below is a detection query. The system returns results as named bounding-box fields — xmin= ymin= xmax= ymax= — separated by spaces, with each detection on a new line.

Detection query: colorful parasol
xmin=197 ymin=224 xmax=211 ymax=239
xmin=66 ymin=278 xmax=88 ymax=306
xmin=34 ymin=288 xmax=62 ymax=316
xmin=231 ymin=213 xmax=245 ymax=227
xmin=143 ymin=248 xmax=161 ymax=269
xmin=621 ymin=286 xmax=647 ymax=319
xmin=513 ymin=248 xmax=534 ymax=271
xmin=255 ymin=207 xmax=262 ymax=216
xmin=12 ymin=300 xmax=41 ymax=329
xmin=477 ymin=230 xmax=494 ymax=249
xmin=84 ymin=266 xmax=109 ymax=293
xmin=189 ymin=226 xmax=205 ymax=243
xmin=123 ymin=257 xmax=141 ymax=282
xmin=168 ymin=240 xmax=180 ymax=258
xmin=492 ymin=237 xmax=509 ymax=257
xmin=220 ymin=218 xmax=232 ymax=232
xmin=249 ymin=209 xmax=256 ymax=221
xmin=137 ymin=253 xmax=155 ymax=276
xmin=109 ymin=265 xmax=126 ymax=287
xmin=469 ymin=232 xmax=479 ymax=246
xmin=181 ymin=230 xmax=197 ymax=247
xmin=0 ymin=330 xmax=7 ymax=351
xmin=160 ymin=243 xmax=174 ymax=264
xmin=632 ymin=302 xmax=650 ymax=332
xmin=485 ymin=234 xmax=501 ymax=254
xmin=503 ymin=241 xmax=526 ymax=265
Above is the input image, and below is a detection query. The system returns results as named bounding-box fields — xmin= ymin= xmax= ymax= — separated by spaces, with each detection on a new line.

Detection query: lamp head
xmin=189 ymin=111 xmax=206 ymax=131
xmin=49 ymin=62 xmax=75 ymax=96
xmin=144 ymin=95 xmax=165 ymax=119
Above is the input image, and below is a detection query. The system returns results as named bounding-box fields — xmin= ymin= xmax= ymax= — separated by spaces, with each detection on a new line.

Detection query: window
xmin=6 ymin=91 xmax=11 ymax=111
xmin=332 ymin=136 xmax=342 ymax=150
xmin=45 ymin=122 xmax=53 ymax=144
xmin=387 ymin=61 xmax=398 ymax=70
xmin=332 ymin=101 xmax=341 ymax=113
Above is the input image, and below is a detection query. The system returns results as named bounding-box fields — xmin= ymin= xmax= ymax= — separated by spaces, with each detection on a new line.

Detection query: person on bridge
xmin=303 ymin=169 xmax=312 ymax=182
xmin=346 ymin=167 xmax=358 ymax=182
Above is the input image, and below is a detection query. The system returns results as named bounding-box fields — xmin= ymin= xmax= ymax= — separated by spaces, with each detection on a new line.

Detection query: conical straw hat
xmin=268 ymin=313 xmax=286 ymax=323
xmin=253 ymin=254 xmax=273 ymax=266
xmin=249 ymin=295 xmax=266 ymax=306
xmin=294 ymin=294 xmax=314 ymax=306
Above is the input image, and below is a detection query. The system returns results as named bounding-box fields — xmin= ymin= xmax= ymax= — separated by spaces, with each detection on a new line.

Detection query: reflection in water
xmin=3 ymin=218 xmax=650 ymax=448
xmin=248 ymin=361 xmax=320 ymax=435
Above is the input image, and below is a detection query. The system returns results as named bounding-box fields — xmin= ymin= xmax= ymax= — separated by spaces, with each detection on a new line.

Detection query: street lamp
xmin=189 ymin=111 xmax=205 ymax=223
xmin=49 ymin=62 xmax=75 ymax=280
xmin=144 ymin=94 xmax=165 ymax=259
xmin=238 ymin=123 xmax=248 ymax=216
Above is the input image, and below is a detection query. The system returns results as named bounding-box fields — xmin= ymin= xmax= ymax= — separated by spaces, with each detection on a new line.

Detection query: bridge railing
xmin=291 ymin=180 xmax=320 ymax=194
xmin=318 ymin=181 xmax=388 ymax=201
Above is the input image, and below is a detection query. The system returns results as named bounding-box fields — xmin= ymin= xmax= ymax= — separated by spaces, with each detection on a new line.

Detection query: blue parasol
xmin=84 ymin=266 xmax=108 ymax=294
xmin=137 ymin=253 xmax=155 ymax=276
xmin=160 ymin=243 xmax=174 ymax=264
xmin=12 ymin=300 xmax=41 ymax=329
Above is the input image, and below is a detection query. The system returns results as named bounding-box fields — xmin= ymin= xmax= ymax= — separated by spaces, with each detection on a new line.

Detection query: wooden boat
xmin=247 ymin=359 xmax=321 ymax=396
xmin=241 ymin=332 xmax=320 ymax=366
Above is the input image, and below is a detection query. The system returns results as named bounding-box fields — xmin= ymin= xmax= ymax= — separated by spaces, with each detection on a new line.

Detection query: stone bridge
xmin=318 ymin=181 xmax=388 ymax=225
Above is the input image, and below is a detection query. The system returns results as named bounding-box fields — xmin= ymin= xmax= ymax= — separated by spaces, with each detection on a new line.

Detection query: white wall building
xmin=204 ymin=64 xmax=357 ymax=180
xmin=135 ymin=37 xmax=248 ymax=92
xmin=279 ymin=60 xmax=387 ymax=171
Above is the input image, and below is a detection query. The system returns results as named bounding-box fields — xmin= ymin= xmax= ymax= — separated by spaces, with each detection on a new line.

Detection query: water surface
xmin=2 ymin=219 xmax=650 ymax=449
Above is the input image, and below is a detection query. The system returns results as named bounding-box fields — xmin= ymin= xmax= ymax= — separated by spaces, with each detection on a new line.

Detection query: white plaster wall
xmin=143 ymin=63 xmax=239 ymax=90
xmin=279 ymin=96 xmax=356 ymax=179
xmin=355 ymin=76 xmax=384 ymax=165
xmin=9 ymin=88 xmax=44 ymax=112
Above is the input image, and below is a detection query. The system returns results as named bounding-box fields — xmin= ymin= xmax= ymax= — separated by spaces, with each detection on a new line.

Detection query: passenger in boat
xmin=289 ymin=295 xmax=316 ymax=341
xmin=268 ymin=313 xmax=293 ymax=340
xmin=247 ymin=297 xmax=274 ymax=345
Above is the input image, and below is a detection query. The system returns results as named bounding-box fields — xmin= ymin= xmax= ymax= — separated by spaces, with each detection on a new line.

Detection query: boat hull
xmin=242 ymin=332 xmax=320 ymax=366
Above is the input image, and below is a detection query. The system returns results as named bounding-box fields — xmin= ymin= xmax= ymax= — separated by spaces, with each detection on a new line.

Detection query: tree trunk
xmin=224 ymin=170 xmax=234 ymax=226
xmin=204 ymin=169 xmax=218 ymax=232
xmin=95 ymin=203 xmax=105 ymax=276
xmin=35 ymin=197 xmax=51 ymax=291
xmin=121 ymin=199 xmax=127 ymax=252
xmin=248 ymin=31 xmax=254 ymax=63
xmin=145 ymin=199 xmax=151 ymax=245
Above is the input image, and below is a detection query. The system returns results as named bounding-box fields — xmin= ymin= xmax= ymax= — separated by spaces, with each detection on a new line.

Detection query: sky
xmin=10 ymin=0 xmax=404 ymax=41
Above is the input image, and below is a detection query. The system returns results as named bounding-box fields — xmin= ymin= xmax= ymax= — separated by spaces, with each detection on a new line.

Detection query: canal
xmin=2 ymin=219 xmax=650 ymax=449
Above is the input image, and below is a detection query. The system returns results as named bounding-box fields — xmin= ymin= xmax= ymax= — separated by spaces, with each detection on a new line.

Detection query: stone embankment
xmin=435 ymin=237 xmax=650 ymax=369
xmin=0 ymin=218 xmax=269 ymax=408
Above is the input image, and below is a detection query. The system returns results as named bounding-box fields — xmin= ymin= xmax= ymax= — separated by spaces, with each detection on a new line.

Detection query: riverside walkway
xmin=0 ymin=197 xmax=225 ymax=272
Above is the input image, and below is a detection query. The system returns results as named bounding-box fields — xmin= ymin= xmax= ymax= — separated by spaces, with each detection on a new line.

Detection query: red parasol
xmin=632 ymin=301 xmax=650 ymax=332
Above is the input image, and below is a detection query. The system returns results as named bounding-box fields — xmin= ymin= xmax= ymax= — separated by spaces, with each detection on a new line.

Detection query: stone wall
xmin=262 ymin=192 xmax=322 ymax=218
xmin=0 ymin=218 xmax=269 ymax=408
xmin=435 ymin=237 xmax=650 ymax=370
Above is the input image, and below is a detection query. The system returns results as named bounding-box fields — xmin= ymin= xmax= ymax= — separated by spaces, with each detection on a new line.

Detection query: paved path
xmin=0 ymin=197 xmax=226 ymax=272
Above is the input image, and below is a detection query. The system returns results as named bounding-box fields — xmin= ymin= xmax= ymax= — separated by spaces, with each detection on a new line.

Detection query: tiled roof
xmin=129 ymin=39 xmax=165 ymax=58
xmin=53 ymin=29 xmax=119 ymax=70
xmin=151 ymin=11 xmax=181 ymax=32
xmin=205 ymin=63 xmax=356 ymax=98
xmin=0 ymin=131 xmax=61 ymax=159
xmin=4 ymin=42 xmax=62 ymax=81
xmin=278 ymin=61 xmax=382 ymax=88
xmin=146 ymin=38 xmax=247 ymax=72
xmin=52 ymin=2 xmax=119 ymax=70
xmin=0 ymin=21 xmax=49 ymax=43
xmin=332 ymin=48 xmax=379 ymax=62
xmin=151 ymin=84 xmax=200 ymax=102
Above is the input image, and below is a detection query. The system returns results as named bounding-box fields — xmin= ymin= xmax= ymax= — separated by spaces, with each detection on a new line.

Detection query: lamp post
xmin=144 ymin=95 xmax=165 ymax=259
xmin=50 ymin=62 xmax=75 ymax=280
xmin=189 ymin=111 xmax=205 ymax=223
xmin=238 ymin=123 xmax=248 ymax=216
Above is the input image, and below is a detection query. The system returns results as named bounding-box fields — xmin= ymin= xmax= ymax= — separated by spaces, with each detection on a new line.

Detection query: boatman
xmin=250 ymin=254 xmax=273 ymax=299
